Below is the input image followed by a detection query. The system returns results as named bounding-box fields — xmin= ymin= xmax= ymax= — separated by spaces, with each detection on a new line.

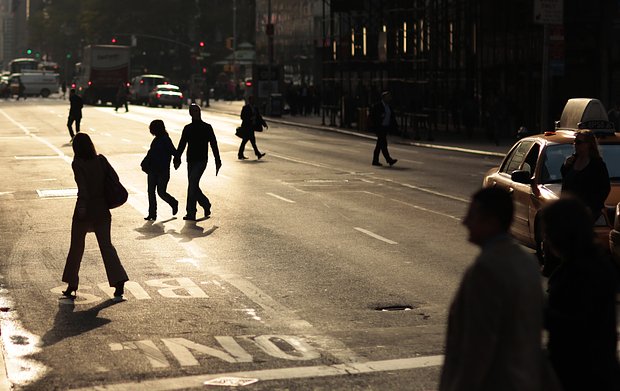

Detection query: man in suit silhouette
xmin=369 ymin=91 xmax=398 ymax=166
xmin=440 ymin=187 xmax=545 ymax=391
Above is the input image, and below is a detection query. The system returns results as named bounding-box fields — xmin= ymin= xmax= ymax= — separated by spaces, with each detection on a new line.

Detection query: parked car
xmin=482 ymin=98 xmax=620 ymax=263
xmin=129 ymin=74 xmax=168 ymax=105
xmin=148 ymin=84 xmax=183 ymax=108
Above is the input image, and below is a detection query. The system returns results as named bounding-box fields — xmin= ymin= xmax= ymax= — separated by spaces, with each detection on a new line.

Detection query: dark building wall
xmin=319 ymin=0 xmax=620 ymax=133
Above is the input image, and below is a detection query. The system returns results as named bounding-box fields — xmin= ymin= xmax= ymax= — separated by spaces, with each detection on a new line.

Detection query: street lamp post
xmin=233 ymin=0 xmax=237 ymax=88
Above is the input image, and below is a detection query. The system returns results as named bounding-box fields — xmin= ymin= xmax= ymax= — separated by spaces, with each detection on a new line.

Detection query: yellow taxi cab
xmin=483 ymin=98 xmax=620 ymax=262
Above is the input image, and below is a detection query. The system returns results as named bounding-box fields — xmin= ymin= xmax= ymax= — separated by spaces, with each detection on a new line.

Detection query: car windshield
xmin=540 ymin=143 xmax=620 ymax=184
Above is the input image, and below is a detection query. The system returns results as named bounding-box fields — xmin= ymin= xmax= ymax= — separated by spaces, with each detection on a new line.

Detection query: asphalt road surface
xmin=0 ymin=98 xmax=504 ymax=390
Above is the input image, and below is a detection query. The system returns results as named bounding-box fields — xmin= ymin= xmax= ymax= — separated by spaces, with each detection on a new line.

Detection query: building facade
xmin=322 ymin=0 xmax=620 ymax=133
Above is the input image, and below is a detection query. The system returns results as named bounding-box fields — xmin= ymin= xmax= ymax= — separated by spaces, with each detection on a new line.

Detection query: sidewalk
xmin=205 ymin=100 xmax=512 ymax=158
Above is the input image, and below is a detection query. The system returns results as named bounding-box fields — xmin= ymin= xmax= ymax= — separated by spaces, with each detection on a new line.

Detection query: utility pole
xmin=233 ymin=0 xmax=237 ymax=87
xmin=266 ymin=0 xmax=275 ymax=113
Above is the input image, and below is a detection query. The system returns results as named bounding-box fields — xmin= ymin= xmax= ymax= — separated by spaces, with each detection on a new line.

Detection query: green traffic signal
xmin=26 ymin=49 xmax=32 ymax=55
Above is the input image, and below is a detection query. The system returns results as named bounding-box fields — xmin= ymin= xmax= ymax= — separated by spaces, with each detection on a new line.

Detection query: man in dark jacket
xmin=440 ymin=187 xmax=545 ymax=391
xmin=67 ymin=89 xmax=83 ymax=141
xmin=174 ymin=104 xmax=222 ymax=221
xmin=238 ymin=95 xmax=267 ymax=160
xmin=369 ymin=91 xmax=397 ymax=166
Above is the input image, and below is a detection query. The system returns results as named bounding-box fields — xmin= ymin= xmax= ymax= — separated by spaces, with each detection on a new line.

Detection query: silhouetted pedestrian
xmin=440 ymin=187 xmax=545 ymax=391
xmin=16 ymin=77 xmax=26 ymax=100
xmin=173 ymin=104 xmax=222 ymax=221
xmin=142 ymin=120 xmax=178 ymax=221
xmin=561 ymin=129 xmax=610 ymax=218
xmin=62 ymin=133 xmax=129 ymax=302
xmin=201 ymin=81 xmax=210 ymax=107
xmin=541 ymin=198 xmax=619 ymax=391
xmin=238 ymin=96 xmax=267 ymax=160
xmin=67 ymin=89 xmax=83 ymax=141
xmin=114 ymin=81 xmax=128 ymax=112
xmin=61 ymin=80 xmax=67 ymax=99
xmin=369 ymin=91 xmax=397 ymax=167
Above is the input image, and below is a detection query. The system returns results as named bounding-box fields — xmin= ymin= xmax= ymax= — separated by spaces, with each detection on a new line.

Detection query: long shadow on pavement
xmin=41 ymin=299 xmax=121 ymax=347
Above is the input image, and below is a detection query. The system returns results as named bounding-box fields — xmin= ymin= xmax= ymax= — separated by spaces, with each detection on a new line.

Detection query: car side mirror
xmin=511 ymin=170 xmax=532 ymax=184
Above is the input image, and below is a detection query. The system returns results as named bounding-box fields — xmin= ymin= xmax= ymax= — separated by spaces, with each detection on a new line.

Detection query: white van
xmin=129 ymin=74 xmax=168 ymax=105
xmin=9 ymin=71 xmax=59 ymax=97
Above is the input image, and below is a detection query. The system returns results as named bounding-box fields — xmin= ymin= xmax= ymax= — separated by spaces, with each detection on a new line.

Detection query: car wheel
xmin=40 ymin=88 xmax=50 ymax=98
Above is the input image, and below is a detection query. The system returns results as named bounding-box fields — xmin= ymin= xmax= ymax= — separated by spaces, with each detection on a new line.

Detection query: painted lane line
xmin=68 ymin=355 xmax=444 ymax=391
xmin=400 ymin=183 xmax=469 ymax=203
xmin=353 ymin=227 xmax=398 ymax=245
xmin=390 ymin=198 xmax=460 ymax=221
xmin=268 ymin=152 xmax=334 ymax=170
xmin=121 ymin=139 xmax=132 ymax=143
xmin=402 ymin=140 xmax=506 ymax=157
xmin=266 ymin=193 xmax=295 ymax=203
xmin=0 ymin=109 xmax=72 ymax=164
xmin=398 ymin=158 xmax=424 ymax=165
xmin=269 ymin=152 xmax=468 ymax=205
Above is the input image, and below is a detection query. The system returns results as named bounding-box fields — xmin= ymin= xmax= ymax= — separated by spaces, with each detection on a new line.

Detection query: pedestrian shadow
xmin=170 ymin=223 xmax=219 ymax=242
xmin=40 ymin=299 xmax=120 ymax=347
xmin=374 ymin=165 xmax=409 ymax=171
xmin=134 ymin=217 xmax=176 ymax=240
xmin=237 ymin=160 xmax=267 ymax=164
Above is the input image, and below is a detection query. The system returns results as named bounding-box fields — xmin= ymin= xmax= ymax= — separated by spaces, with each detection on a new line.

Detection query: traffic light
xmin=26 ymin=49 xmax=32 ymax=55
xmin=111 ymin=37 xmax=117 ymax=44
xmin=199 ymin=41 xmax=205 ymax=48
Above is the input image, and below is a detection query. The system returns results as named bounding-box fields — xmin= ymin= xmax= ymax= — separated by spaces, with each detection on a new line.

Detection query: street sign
xmin=534 ymin=0 xmax=563 ymax=25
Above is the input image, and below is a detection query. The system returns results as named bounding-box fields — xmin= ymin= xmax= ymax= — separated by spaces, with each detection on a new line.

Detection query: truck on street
xmin=75 ymin=45 xmax=130 ymax=105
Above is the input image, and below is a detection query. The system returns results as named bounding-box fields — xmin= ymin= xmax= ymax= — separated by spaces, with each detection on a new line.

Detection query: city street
xmin=0 ymin=98 xmax=504 ymax=390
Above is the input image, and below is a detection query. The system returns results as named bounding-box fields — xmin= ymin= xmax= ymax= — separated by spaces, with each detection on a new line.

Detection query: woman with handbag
xmin=238 ymin=95 xmax=267 ymax=160
xmin=142 ymin=119 xmax=178 ymax=221
xmin=62 ymin=133 xmax=129 ymax=302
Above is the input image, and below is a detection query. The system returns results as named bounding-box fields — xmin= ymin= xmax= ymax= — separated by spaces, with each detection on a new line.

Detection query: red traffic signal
xmin=199 ymin=41 xmax=205 ymax=47
xmin=111 ymin=37 xmax=117 ymax=44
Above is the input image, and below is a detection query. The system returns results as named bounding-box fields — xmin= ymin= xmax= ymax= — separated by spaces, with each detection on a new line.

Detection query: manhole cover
xmin=376 ymin=305 xmax=414 ymax=312
xmin=204 ymin=377 xmax=259 ymax=387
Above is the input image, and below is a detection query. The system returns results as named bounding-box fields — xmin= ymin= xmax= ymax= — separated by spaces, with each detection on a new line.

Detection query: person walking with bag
xmin=369 ymin=91 xmax=397 ymax=167
xmin=173 ymin=104 xmax=222 ymax=221
xmin=62 ymin=133 xmax=129 ymax=302
xmin=142 ymin=119 xmax=178 ymax=221
xmin=238 ymin=95 xmax=267 ymax=160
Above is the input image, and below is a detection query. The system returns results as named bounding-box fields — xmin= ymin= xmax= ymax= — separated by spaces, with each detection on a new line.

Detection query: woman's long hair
xmin=149 ymin=119 xmax=167 ymax=137
xmin=576 ymin=130 xmax=602 ymax=159
xmin=72 ymin=133 xmax=97 ymax=160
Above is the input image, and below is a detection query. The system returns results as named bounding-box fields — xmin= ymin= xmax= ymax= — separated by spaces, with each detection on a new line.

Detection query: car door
xmin=491 ymin=140 xmax=536 ymax=242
